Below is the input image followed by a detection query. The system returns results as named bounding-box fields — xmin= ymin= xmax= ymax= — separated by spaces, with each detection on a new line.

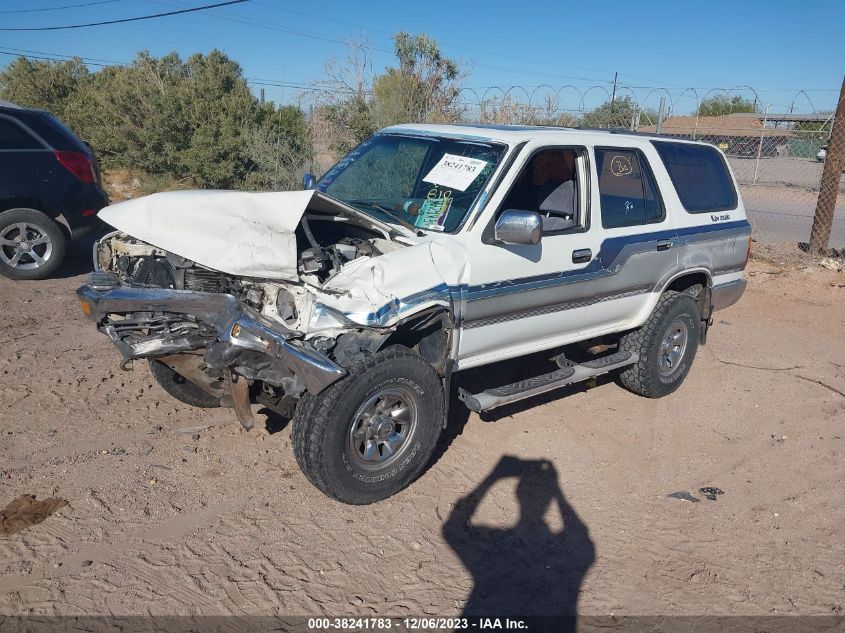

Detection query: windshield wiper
xmin=346 ymin=199 xmax=425 ymax=237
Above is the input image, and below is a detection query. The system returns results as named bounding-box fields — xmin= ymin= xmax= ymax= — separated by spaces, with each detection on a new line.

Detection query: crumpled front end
xmin=78 ymin=188 xmax=466 ymax=427
xmin=77 ymin=272 xmax=346 ymax=427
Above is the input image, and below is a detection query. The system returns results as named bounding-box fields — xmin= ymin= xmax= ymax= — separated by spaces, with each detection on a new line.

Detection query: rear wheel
xmin=618 ymin=290 xmax=701 ymax=398
xmin=293 ymin=346 xmax=445 ymax=504
xmin=149 ymin=359 xmax=221 ymax=408
xmin=0 ymin=208 xmax=66 ymax=280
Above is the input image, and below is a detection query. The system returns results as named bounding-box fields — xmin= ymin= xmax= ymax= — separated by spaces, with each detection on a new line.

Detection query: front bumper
xmin=76 ymin=282 xmax=346 ymax=394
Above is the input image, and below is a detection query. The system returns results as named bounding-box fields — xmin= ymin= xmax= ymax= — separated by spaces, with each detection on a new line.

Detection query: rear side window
xmin=652 ymin=141 xmax=737 ymax=213
xmin=0 ymin=118 xmax=43 ymax=150
xmin=595 ymin=148 xmax=664 ymax=229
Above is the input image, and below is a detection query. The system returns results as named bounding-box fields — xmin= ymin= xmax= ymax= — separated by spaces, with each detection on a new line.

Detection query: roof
xmin=639 ymin=115 xmax=795 ymax=138
xmin=380 ymin=123 xmax=712 ymax=147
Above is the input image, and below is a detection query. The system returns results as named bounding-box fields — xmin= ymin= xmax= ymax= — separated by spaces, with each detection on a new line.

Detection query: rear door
xmin=0 ymin=115 xmax=52 ymax=201
xmin=578 ymin=144 xmax=678 ymax=336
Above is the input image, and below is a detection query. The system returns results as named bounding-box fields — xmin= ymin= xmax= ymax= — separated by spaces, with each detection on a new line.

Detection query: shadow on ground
xmin=443 ymin=455 xmax=595 ymax=626
xmin=54 ymin=228 xmax=108 ymax=279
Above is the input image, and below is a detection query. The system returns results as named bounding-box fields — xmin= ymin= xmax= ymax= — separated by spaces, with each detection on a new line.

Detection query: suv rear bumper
xmin=711 ymin=279 xmax=747 ymax=312
xmin=75 ymin=281 xmax=346 ymax=394
xmin=62 ymin=186 xmax=109 ymax=239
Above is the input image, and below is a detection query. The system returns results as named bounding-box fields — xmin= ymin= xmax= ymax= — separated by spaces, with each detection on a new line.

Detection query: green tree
xmin=314 ymin=33 xmax=464 ymax=159
xmin=580 ymin=96 xmax=651 ymax=129
xmin=0 ymin=56 xmax=91 ymax=128
xmin=372 ymin=32 xmax=463 ymax=126
xmin=0 ymin=50 xmax=311 ymax=190
xmin=697 ymin=95 xmax=758 ymax=117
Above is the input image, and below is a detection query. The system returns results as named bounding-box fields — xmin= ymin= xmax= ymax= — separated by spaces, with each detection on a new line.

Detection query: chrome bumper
xmin=711 ymin=278 xmax=747 ymax=312
xmin=76 ymin=283 xmax=346 ymax=394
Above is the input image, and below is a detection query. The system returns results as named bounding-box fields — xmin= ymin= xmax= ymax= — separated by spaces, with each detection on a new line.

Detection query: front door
xmin=457 ymin=146 xmax=601 ymax=368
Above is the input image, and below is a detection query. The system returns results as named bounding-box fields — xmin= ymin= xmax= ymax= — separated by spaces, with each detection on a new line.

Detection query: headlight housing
xmin=275 ymin=287 xmax=298 ymax=325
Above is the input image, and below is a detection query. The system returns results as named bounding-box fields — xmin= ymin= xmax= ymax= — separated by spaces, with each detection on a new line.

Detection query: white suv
xmin=77 ymin=124 xmax=751 ymax=504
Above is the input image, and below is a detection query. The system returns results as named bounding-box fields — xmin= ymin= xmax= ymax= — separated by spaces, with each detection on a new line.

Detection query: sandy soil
xmin=1 ymin=242 xmax=844 ymax=617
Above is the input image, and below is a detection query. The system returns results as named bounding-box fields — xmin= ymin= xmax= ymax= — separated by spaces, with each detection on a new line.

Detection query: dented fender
xmin=305 ymin=238 xmax=469 ymax=331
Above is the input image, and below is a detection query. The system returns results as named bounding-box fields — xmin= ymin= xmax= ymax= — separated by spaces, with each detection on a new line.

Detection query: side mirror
xmin=302 ymin=173 xmax=316 ymax=190
xmin=494 ymin=209 xmax=542 ymax=245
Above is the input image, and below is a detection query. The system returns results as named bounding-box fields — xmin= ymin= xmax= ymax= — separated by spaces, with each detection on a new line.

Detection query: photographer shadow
xmin=443 ymin=456 xmax=594 ymax=628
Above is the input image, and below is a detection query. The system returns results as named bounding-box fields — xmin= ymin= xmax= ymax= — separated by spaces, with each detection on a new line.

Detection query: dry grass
xmin=750 ymin=240 xmax=845 ymax=271
xmin=102 ymin=169 xmax=195 ymax=203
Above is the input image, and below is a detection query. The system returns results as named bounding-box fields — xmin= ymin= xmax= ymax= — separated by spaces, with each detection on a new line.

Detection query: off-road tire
xmin=0 ymin=208 xmax=66 ymax=280
xmin=617 ymin=290 xmax=701 ymax=398
xmin=293 ymin=346 xmax=445 ymax=504
xmin=148 ymin=359 xmax=221 ymax=408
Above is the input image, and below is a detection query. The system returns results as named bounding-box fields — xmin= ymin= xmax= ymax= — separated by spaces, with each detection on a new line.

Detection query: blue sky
xmin=1 ymin=0 xmax=843 ymax=115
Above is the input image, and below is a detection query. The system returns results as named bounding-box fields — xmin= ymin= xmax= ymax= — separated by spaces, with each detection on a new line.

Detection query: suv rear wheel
xmin=293 ymin=346 xmax=445 ymax=504
xmin=0 ymin=208 xmax=66 ymax=280
xmin=618 ymin=290 xmax=701 ymax=398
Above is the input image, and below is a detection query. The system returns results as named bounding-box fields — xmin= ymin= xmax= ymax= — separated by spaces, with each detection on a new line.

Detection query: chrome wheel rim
xmin=348 ymin=386 xmax=418 ymax=470
xmin=0 ymin=222 xmax=53 ymax=270
xmin=658 ymin=318 xmax=689 ymax=376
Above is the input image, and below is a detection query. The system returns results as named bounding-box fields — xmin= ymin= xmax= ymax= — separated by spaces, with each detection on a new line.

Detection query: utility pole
xmin=610 ymin=72 xmax=618 ymax=107
xmin=260 ymin=88 xmax=265 ymax=104
xmin=809 ymin=75 xmax=845 ymax=253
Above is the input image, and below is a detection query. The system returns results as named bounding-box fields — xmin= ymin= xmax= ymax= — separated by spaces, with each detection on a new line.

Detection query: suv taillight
xmin=54 ymin=150 xmax=96 ymax=184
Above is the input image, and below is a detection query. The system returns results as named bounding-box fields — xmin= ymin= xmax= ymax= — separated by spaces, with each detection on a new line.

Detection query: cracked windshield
xmin=317 ymin=134 xmax=506 ymax=232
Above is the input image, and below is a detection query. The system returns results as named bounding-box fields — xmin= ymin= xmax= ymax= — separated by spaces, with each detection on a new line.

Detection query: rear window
xmin=0 ymin=118 xmax=43 ymax=150
xmin=652 ymin=141 xmax=737 ymax=213
xmin=595 ymin=148 xmax=664 ymax=229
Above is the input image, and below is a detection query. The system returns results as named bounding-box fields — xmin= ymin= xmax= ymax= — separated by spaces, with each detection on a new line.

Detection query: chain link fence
xmin=445 ymin=86 xmax=845 ymax=249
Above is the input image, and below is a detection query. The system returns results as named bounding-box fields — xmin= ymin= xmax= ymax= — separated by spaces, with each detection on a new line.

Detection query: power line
xmin=0 ymin=46 xmax=125 ymax=65
xmin=149 ymin=0 xmax=394 ymax=51
xmin=0 ymin=0 xmax=250 ymax=31
xmin=0 ymin=0 xmax=128 ymax=14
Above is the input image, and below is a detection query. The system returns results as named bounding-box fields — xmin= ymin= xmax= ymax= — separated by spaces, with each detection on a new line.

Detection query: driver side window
xmin=500 ymin=148 xmax=583 ymax=233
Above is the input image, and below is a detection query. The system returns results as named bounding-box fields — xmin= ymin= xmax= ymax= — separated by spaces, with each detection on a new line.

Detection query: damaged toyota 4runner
xmin=77 ymin=125 xmax=751 ymax=504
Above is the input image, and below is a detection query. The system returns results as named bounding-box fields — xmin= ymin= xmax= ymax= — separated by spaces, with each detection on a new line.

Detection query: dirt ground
xmin=1 ymin=241 xmax=844 ymax=618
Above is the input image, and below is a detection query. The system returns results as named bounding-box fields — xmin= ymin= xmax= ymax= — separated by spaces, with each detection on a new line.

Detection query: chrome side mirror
xmin=494 ymin=209 xmax=542 ymax=245
xmin=302 ymin=173 xmax=316 ymax=190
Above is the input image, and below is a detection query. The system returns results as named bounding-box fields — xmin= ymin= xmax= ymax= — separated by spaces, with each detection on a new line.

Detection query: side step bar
xmin=458 ymin=350 xmax=638 ymax=412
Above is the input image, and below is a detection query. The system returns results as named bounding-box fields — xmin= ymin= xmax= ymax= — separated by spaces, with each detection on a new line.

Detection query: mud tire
xmin=293 ymin=346 xmax=444 ymax=504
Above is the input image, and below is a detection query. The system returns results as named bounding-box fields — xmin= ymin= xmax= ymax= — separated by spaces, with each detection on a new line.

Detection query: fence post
xmin=656 ymin=97 xmax=666 ymax=133
xmin=809 ymin=76 xmax=845 ymax=253
xmin=753 ymin=105 xmax=770 ymax=184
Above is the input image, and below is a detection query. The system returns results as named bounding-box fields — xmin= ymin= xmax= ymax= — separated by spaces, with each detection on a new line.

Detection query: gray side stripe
xmin=463 ymin=287 xmax=651 ymax=329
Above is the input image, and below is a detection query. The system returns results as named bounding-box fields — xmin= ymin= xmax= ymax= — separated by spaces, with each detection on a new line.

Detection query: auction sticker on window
xmin=422 ymin=154 xmax=488 ymax=191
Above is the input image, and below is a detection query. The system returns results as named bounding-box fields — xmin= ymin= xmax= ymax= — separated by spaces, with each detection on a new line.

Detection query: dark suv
xmin=0 ymin=101 xmax=109 ymax=280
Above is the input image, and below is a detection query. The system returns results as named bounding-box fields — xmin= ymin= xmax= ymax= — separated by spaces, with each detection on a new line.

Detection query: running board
xmin=458 ymin=350 xmax=638 ymax=412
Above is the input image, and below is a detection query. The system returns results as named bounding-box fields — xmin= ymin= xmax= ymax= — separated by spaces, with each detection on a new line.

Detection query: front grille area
xmin=183 ymin=268 xmax=226 ymax=293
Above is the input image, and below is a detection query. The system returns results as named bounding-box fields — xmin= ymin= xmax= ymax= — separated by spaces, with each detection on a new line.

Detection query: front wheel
xmin=293 ymin=346 xmax=445 ymax=504
xmin=617 ymin=290 xmax=701 ymax=398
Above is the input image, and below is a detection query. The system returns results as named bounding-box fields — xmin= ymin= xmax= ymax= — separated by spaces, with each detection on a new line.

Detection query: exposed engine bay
xmin=97 ymin=216 xmax=399 ymax=292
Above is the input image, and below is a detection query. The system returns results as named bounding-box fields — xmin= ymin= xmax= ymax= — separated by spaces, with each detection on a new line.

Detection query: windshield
xmin=317 ymin=133 xmax=507 ymax=233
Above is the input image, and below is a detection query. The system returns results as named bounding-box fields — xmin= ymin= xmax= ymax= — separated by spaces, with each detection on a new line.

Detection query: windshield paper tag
xmin=414 ymin=198 xmax=452 ymax=230
xmin=422 ymin=154 xmax=488 ymax=192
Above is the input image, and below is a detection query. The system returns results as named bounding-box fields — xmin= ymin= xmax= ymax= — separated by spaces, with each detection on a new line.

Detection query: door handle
xmin=572 ymin=248 xmax=592 ymax=263
xmin=656 ymin=239 xmax=673 ymax=251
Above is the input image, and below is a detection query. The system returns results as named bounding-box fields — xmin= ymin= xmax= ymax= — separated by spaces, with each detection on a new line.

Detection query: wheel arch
xmin=0 ymin=197 xmax=70 ymax=239
xmin=661 ymin=269 xmax=712 ymax=320
xmin=380 ymin=307 xmax=455 ymax=375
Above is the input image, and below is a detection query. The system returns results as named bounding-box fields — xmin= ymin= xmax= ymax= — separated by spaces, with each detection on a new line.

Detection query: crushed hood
xmin=98 ymin=189 xmax=396 ymax=280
